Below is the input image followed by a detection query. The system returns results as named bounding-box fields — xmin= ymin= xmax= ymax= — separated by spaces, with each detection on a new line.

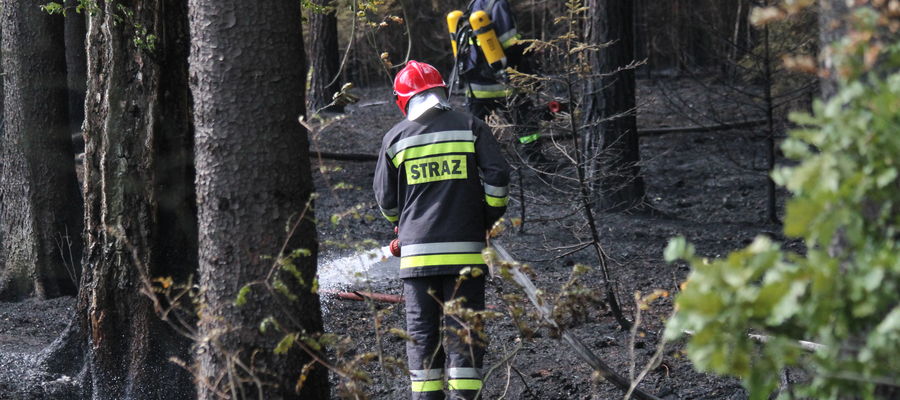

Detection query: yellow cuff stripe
xmin=411 ymin=380 xmax=443 ymax=392
xmin=467 ymin=88 xmax=513 ymax=99
xmin=485 ymin=194 xmax=508 ymax=207
xmin=400 ymin=253 xmax=485 ymax=269
xmin=501 ymin=35 xmax=520 ymax=49
xmin=392 ymin=142 xmax=475 ymax=167
xmin=382 ymin=212 xmax=399 ymax=222
xmin=448 ymin=379 xmax=483 ymax=391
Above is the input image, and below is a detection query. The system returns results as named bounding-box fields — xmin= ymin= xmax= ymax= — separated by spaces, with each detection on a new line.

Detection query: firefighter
xmin=454 ymin=0 xmax=554 ymax=168
xmin=374 ymin=61 xmax=511 ymax=400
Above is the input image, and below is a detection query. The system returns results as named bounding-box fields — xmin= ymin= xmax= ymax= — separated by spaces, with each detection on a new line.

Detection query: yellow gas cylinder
xmin=469 ymin=10 xmax=506 ymax=68
xmin=447 ymin=10 xmax=464 ymax=57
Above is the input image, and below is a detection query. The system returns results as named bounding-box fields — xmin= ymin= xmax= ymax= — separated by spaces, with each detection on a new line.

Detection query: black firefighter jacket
xmin=374 ymin=108 xmax=511 ymax=279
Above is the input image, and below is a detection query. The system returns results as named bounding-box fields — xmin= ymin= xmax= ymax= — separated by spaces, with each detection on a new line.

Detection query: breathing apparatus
xmin=445 ymin=4 xmax=508 ymax=94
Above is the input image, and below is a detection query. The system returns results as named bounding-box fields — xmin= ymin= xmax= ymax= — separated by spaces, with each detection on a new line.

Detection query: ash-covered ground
xmin=0 ymin=78 xmax=797 ymax=399
xmin=312 ymin=79 xmax=794 ymax=399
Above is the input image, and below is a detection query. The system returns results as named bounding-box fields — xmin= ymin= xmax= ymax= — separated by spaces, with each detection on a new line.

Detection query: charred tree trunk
xmin=761 ymin=15 xmax=779 ymax=224
xmin=37 ymin=1 xmax=198 ymax=398
xmin=189 ymin=1 xmax=328 ymax=399
xmin=307 ymin=0 xmax=343 ymax=113
xmin=583 ymin=0 xmax=646 ymax=212
xmin=65 ymin=0 xmax=87 ymax=137
xmin=0 ymin=0 xmax=82 ymax=301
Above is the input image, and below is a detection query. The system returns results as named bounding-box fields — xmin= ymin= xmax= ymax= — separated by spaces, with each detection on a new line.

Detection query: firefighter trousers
xmin=404 ymin=274 xmax=486 ymax=400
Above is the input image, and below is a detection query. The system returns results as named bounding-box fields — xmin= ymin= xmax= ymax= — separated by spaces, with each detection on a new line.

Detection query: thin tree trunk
xmin=0 ymin=0 xmax=82 ymax=301
xmin=308 ymin=0 xmax=343 ymax=113
xmin=762 ymin=18 xmax=779 ymax=224
xmin=189 ymin=2 xmax=328 ymax=398
xmin=818 ymin=0 xmax=850 ymax=99
xmin=65 ymin=0 xmax=88 ymax=136
xmin=584 ymin=0 xmax=646 ymax=212
xmin=37 ymin=1 xmax=198 ymax=398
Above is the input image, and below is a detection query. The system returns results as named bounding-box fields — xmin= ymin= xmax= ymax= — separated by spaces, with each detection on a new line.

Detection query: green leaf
xmin=664 ymin=236 xmax=693 ymax=262
xmin=875 ymin=167 xmax=897 ymax=188
xmin=259 ymin=316 xmax=277 ymax=334
xmin=234 ymin=284 xmax=251 ymax=306
xmin=40 ymin=2 xmax=65 ymax=15
xmin=274 ymin=333 xmax=296 ymax=354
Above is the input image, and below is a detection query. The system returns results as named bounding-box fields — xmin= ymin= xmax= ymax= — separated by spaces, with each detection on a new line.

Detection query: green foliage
xmin=664 ymin=6 xmax=900 ymax=399
xmin=41 ymin=0 xmax=99 ymax=16
xmin=235 ymin=284 xmax=252 ymax=306
xmin=42 ymin=1 xmax=156 ymax=52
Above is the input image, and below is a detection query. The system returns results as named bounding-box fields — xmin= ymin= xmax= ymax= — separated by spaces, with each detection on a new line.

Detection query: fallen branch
xmin=320 ymin=290 xmax=403 ymax=303
xmin=682 ymin=330 xmax=825 ymax=352
xmin=638 ymin=118 xmax=766 ymax=136
xmin=313 ymin=151 xmax=378 ymax=162
xmin=490 ymin=243 xmax=661 ymax=400
xmin=306 ymin=119 xmax=768 ymax=163
xmin=747 ymin=333 xmax=825 ymax=352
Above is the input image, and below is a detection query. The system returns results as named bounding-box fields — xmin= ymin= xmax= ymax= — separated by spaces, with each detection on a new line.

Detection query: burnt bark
xmin=65 ymin=0 xmax=87 ymax=136
xmin=583 ymin=0 xmax=646 ymax=212
xmin=0 ymin=0 xmax=82 ymax=301
xmin=38 ymin=1 xmax=198 ymax=398
xmin=189 ymin=1 xmax=328 ymax=399
xmin=307 ymin=0 xmax=343 ymax=113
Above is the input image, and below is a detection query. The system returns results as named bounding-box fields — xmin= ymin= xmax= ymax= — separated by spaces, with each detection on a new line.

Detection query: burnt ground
xmin=312 ymin=78 xmax=795 ymax=399
xmin=0 ymin=78 xmax=797 ymax=399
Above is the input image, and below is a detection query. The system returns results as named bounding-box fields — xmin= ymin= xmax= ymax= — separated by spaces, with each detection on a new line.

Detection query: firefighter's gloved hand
xmin=389 ymin=239 xmax=401 ymax=257
xmin=389 ymin=226 xmax=401 ymax=257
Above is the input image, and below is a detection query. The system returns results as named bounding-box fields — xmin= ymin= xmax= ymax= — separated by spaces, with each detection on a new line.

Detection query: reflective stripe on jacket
xmin=374 ymin=108 xmax=511 ymax=278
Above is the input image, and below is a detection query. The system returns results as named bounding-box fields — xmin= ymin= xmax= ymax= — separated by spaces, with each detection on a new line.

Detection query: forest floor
xmin=0 ymin=77 xmax=800 ymax=399
xmin=311 ymin=78 xmax=799 ymax=400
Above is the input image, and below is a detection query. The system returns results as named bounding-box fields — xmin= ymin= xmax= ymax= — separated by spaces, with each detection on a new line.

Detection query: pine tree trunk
xmin=307 ymin=0 xmax=343 ymax=113
xmin=0 ymin=0 xmax=82 ymax=301
xmin=189 ymin=1 xmax=328 ymax=398
xmin=65 ymin=0 xmax=87 ymax=136
xmin=583 ymin=0 xmax=646 ymax=212
xmin=44 ymin=1 xmax=198 ymax=398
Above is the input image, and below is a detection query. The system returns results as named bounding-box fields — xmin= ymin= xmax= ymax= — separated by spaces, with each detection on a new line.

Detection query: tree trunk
xmin=38 ymin=1 xmax=198 ymax=398
xmin=307 ymin=0 xmax=343 ymax=113
xmin=189 ymin=2 xmax=328 ymax=399
xmin=65 ymin=0 xmax=87 ymax=136
xmin=818 ymin=0 xmax=850 ymax=99
xmin=583 ymin=0 xmax=646 ymax=212
xmin=0 ymin=0 xmax=82 ymax=301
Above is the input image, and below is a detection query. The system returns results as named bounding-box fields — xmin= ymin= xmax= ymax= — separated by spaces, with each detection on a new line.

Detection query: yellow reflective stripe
xmin=411 ymin=380 xmax=443 ymax=392
xmin=467 ymin=88 xmax=513 ymax=99
xmin=485 ymin=194 xmax=508 ymax=207
xmin=391 ymin=142 xmax=475 ymax=167
xmin=447 ymin=379 xmax=483 ymax=391
xmin=518 ymin=133 xmax=540 ymax=144
xmin=500 ymin=33 xmax=520 ymax=48
xmin=387 ymin=130 xmax=474 ymax=159
xmin=400 ymin=253 xmax=485 ymax=269
xmin=382 ymin=212 xmax=399 ymax=222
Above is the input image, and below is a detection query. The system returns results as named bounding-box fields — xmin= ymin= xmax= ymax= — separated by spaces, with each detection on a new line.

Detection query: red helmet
xmin=393 ymin=61 xmax=446 ymax=115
